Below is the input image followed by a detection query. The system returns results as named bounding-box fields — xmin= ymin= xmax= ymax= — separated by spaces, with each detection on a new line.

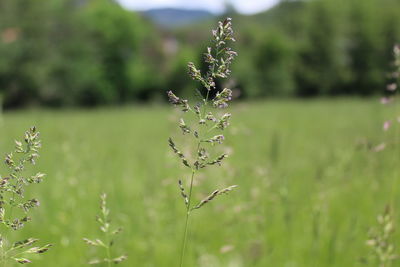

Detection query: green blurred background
xmin=0 ymin=0 xmax=400 ymax=266
xmin=1 ymin=0 xmax=400 ymax=108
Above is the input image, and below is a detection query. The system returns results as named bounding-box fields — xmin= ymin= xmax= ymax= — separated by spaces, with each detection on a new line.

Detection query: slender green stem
xmin=179 ymin=212 xmax=190 ymax=267
xmin=389 ymin=85 xmax=400 ymax=209
xmin=105 ymin=232 xmax=111 ymax=267
xmin=0 ymin=245 xmax=4 ymax=266
xmin=179 ymin=94 xmax=209 ymax=266
xmin=179 ymin=170 xmax=196 ymax=267
xmin=1 ymin=245 xmax=10 ymax=267
xmin=104 ymin=212 xmax=112 ymax=267
xmin=106 ymin=245 xmax=111 ymax=267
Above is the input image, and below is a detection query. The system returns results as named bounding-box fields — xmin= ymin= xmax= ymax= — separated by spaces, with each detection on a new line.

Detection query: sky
xmin=116 ymin=0 xmax=279 ymax=15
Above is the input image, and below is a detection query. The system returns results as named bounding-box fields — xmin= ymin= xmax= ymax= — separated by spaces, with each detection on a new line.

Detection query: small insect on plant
xmin=166 ymin=17 xmax=238 ymax=266
xmin=0 ymin=127 xmax=51 ymax=265
xmin=83 ymin=193 xmax=127 ymax=266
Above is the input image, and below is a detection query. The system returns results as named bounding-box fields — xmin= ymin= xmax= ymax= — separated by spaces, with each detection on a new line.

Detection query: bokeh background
xmin=1 ymin=0 xmax=400 ymax=108
xmin=0 ymin=0 xmax=399 ymax=266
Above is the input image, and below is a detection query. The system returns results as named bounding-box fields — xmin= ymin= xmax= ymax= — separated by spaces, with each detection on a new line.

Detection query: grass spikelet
xmin=193 ymin=190 xmax=220 ymax=210
xmin=168 ymin=137 xmax=191 ymax=168
xmin=192 ymin=185 xmax=238 ymax=210
xmin=207 ymin=154 xmax=228 ymax=166
xmin=178 ymin=180 xmax=189 ymax=207
xmin=83 ymin=193 xmax=127 ymax=266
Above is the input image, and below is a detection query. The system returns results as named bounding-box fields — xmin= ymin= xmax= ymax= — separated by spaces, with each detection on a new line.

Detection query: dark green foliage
xmin=0 ymin=0 xmax=164 ymax=108
xmin=294 ymin=0 xmax=351 ymax=96
xmin=177 ymin=0 xmax=400 ymax=98
xmin=1 ymin=0 xmax=400 ymax=108
xmin=346 ymin=0 xmax=388 ymax=95
xmin=254 ymin=30 xmax=295 ymax=97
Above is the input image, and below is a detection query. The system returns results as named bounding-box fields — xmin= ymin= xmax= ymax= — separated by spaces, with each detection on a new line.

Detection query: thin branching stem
xmin=105 ymin=218 xmax=112 ymax=267
xmin=179 ymin=84 xmax=213 ymax=266
xmin=388 ymin=45 xmax=400 ymax=208
xmin=169 ymin=18 xmax=237 ymax=267
xmin=179 ymin=169 xmax=196 ymax=267
xmin=0 ymin=127 xmax=51 ymax=265
xmin=83 ymin=194 xmax=127 ymax=265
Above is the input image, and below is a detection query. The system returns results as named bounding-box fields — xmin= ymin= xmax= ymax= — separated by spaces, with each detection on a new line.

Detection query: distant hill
xmin=170 ymin=1 xmax=303 ymax=45
xmin=142 ymin=8 xmax=214 ymax=28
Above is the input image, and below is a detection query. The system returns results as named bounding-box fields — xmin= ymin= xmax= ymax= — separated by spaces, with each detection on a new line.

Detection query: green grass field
xmin=0 ymin=99 xmax=399 ymax=267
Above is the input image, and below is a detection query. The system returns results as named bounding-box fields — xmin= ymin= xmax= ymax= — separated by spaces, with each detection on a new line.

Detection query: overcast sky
xmin=117 ymin=0 xmax=279 ymax=15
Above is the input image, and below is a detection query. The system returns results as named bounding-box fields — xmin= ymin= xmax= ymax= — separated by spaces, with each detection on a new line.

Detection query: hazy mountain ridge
xmin=141 ymin=8 xmax=214 ymax=28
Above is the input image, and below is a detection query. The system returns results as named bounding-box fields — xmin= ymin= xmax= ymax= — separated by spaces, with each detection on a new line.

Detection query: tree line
xmin=0 ymin=0 xmax=399 ymax=108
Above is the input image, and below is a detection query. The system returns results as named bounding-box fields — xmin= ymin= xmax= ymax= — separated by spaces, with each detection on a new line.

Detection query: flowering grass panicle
xmin=374 ymin=44 xmax=400 ymax=152
xmin=166 ymin=18 xmax=238 ymax=267
xmin=0 ymin=127 xmax=51 ymax=265
xmin=83 ymin=193 xmax=127 ymax=266
xmin=366 ymin=206 xmax=398 ymax=266
xmin=381 ymin=45 xmax=400 ymax=132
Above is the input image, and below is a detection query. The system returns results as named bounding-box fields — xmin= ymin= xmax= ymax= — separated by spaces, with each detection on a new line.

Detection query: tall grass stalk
xmin=366 ymin=206 xmax=398 ymax=266
xmin=83 ymin=193 xmax=127 ymax=265
xmin=0 ymin=127 xmax=51 ymax=265
xmin=166 ymin=18 xmax=238 ymax=266
xmin=366 ymin=44 xmax=400 ymax=267
xmin=388 ymin=45 xmax=400 ymax=207
xmin=379 ymin=44 xmax=400 ymax=208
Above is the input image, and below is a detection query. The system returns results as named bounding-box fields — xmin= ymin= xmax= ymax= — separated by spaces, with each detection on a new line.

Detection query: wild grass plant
xmin=366 ymin=206 xmax=398 ymax=267
xmin=166 ymin=18 xmax=238 ymax=266
xmin=83 ymin=193 xmax=127 ymax=266
xmin=365 ymin=44 xmax=400 ymax=267
xmin=0 ymin=127 xmax=51 ymax=265
xmin=379 ymin=44 xmax=400 ymax=147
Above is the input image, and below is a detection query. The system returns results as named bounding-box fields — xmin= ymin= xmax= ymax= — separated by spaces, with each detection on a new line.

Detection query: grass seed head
xmin=366 ymin=205 xmax=398 ymax=266
xmin=167 ymin=18 xmax=238 ymax=266
xmin=84 ymin=193 xmax=127 ymax=265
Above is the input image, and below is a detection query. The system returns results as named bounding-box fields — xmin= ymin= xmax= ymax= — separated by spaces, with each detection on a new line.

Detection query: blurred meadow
xmin=0 ymin=0 xmax=400 ymax=266
xmin=0 ymin=99 xmax=399 ymax=266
